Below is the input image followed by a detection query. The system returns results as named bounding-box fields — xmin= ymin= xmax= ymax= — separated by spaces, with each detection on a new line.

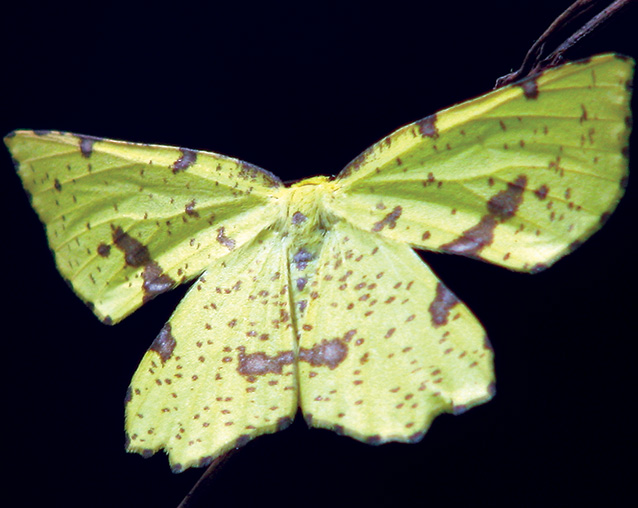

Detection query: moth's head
xmin=278 ymin=174 xmax=339 ymax=229
xmin=289 ymin=175 xmax=331 ymax=188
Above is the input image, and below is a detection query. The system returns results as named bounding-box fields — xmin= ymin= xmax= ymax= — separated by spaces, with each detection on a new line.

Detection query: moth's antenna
xmin=495 ymin=0 xmax=632 ymax=87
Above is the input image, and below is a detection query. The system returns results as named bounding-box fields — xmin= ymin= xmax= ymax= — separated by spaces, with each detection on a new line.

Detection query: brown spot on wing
xmin=429 ymin=282 xmax=460 ymax=327
xmin=185 ymin=200 xmax=199 ymax=217
xmin=299 ymin=337 xmax=349 ymax=370
xmin=416 ymin=114 xmax=439 ymax=139
xmin=216 ymin=227 xmax=236 ymax=250
xmin=518 ymin=76 xmax=539 ymax=99
xmin=97 ymin=243 xmax=111 ymax=257
xmin=172 ymin=148 xmax=197 ymax=173
xmin=149 ymin=323 xmax=176 ymax=363
xmin=487 ymin=176 xmax=527 ymax=219
xmin=78 ymin=135 xmax=97 ymax=158
xmin=236 ymin=347 xmax=294 ymax=381
xmin=142 ymin=263 xmax=176 ymax=303
xmin=112 ymin=226 xmax=151 ymax=266
xmin=441 ymin=175 xmax=527 ymax=257
xmin=534 ymin=184 xmax=549 ymax=200
xmin=111 ymin=226 xmax=175 ymax=302
xmin=372 ymin=206 xmax=402 ymax=232
xmin=440 ymin=216 xmax=497 ymax=256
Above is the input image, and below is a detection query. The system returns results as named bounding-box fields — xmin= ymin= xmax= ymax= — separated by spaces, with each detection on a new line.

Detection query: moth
xmin=5 ymin=53 xmax=633 ymax=472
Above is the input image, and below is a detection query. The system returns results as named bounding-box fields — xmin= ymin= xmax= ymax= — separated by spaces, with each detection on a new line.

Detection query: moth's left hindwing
xmin=125 ymin=228 xmax=298 ymax=473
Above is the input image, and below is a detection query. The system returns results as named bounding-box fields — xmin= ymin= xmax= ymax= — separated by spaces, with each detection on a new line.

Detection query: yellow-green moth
xmin=5 ymin=53 xmax=633 ymax=473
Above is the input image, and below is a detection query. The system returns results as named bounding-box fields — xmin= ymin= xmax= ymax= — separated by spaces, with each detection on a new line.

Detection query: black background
xmin=2 ymin=1 xmax=636 ymax=507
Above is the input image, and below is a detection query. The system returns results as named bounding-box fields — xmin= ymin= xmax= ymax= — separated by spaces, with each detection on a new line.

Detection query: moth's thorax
xmin=276 ymin=176 xmax=339 ymax=320
xmin=279 ymin=175 xmax=338 ymax=239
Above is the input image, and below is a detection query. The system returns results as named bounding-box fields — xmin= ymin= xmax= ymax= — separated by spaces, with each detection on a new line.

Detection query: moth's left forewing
xmin=5 ymin=131 xmax=282 ymax=323
xmin=327 ymin=54 xmax=633 ymax=272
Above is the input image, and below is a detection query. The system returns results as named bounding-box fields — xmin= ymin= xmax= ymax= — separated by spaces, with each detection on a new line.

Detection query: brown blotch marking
xmin=487 ymin=175 xmax=526 ymax=219
xmin=111 ymin=226 xmax=175 ymax=302
xmin=216 ymin=227 xmax=236 ymax=250
xmin=142 ymin=263 xmax=175 ymax=303
xmin=439 ymin=215 xmax=497 ymax=256
xmin=429 ymin=282 xmax=460 ymax=328
xmin=518 ymin=75 xmax=539 ymax=99
xmin=291 ymin=211 xmax=307 ymax=225
xmin=97 ymin=243 xmax=111 ymax=257
xmin=236 ymin=347 xmax=294 ymax=382
xmin=112 ymin=226 xmax=151 ymax=266
xmin=149 ymin=323 xmax=176 ymax=363
xmin=299 ymin=336 xmax=350 ymax=370
xmin=172 ymin=148 xmax=197 ymax=173
xmin=416 ymin=114 xmax=439 ymax=139
xmin=185 ymin=200 xmax=200 ymax=218
xmin=372 ymin=206 xmax=402 ymax=232
xmin=78 ymin=135 xmax=97 ymax=158
xmin=441 ymin=175 xmax=527 ymax=257
xmin=534 ymin=184 xmax=549 ymax=200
